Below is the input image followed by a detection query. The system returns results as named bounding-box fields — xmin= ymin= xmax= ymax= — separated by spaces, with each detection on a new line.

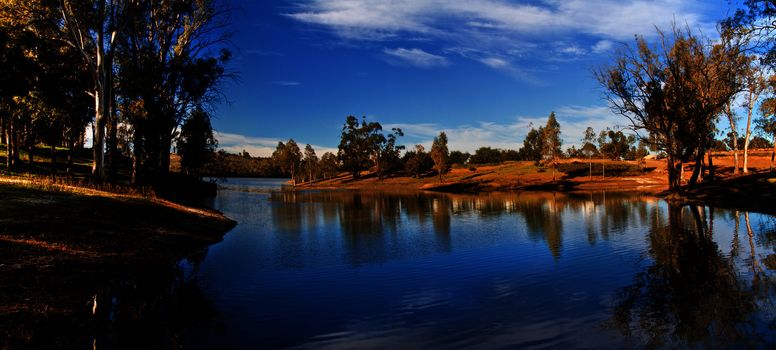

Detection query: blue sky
xmin=213 ymin=0 xmax=740 ymax=156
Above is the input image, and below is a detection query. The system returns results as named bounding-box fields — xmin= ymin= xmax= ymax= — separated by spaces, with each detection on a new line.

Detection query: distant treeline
xmin=202 ymin=151 xmax=285 ymax=178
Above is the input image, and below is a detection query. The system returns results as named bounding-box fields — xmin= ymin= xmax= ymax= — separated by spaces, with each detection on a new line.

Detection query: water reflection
xmin=14 ymin=187 xmax=776 ymax=349
xmin=610 ymin=205 xmax=776 ymax=348
xmin=268 ymin=190 xmax=658 ymax=264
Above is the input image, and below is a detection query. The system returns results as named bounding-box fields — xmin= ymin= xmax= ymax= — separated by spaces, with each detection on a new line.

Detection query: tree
xmin=758 ymin=97 xmax=776 ymax=170
xmin=469 ymin=147 xmax=503 ymax=164
xmin=375 ymin=128 xmax=404 ymax=179
xmin=118 ymin=0 xmax=232 ymax=186
xmin=430 ymin=132 xmax=450 ymax=183
xmin=449 ymin=150 xmax=470 ymax=164
xmin=176 ymin=108 xmax=217 ymax=178
xmin=338 ymin=115 xmax=371 ymax=178
xmin=56 ymin=0 xmax=131 ymax=180
xmin=541 ymin=112 xmax=562 ymax=180
xmin=318 ymin=152 xmax=339 ymax=179
xmin=742 ymin=61 xmax=766 ymax=173
xmin=337 ymin=115 xmax=403 ymax=180
xmin=273 ymin=139 xmax=302 ymax=185
xmin=302 ymin=144 xmax=318 ymax=182
xmin=595 ymin=25 xmax=744 ymax=190
xmin=581 ymin=127 xmax=598 ymax=179
xmin=520 ymin=126 xmax=544 ymax=163
xmin=404 ymin=144 xmax=433 ymax=178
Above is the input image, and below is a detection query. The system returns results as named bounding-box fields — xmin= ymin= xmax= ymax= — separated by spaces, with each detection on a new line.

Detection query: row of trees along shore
xmin=0 ymin=0 xmax=230 ymax=187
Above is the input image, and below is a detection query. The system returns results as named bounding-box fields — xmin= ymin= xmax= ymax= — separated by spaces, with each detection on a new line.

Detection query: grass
xmin=557 ymin=161 xmax=649 ymax=178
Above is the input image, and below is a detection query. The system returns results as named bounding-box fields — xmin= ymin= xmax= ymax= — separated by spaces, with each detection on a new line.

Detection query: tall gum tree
xmin=58 ymin=0 xmax=132 ymax=181
xmin=595 ymin=26 xmax=744 ymax=190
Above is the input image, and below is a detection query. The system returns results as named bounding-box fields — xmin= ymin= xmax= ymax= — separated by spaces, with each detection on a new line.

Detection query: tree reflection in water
xmin=88 ymin=253 xmax=218 ymax=349
xmin=611 ymin=204 xmax=776 ymax=348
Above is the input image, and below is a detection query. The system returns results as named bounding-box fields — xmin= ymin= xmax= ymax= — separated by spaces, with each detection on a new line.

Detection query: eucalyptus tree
xmin=176 ymin=107 xmax=217 ymax=178
xmin=595 ymin=26 xmax=744 ymax=190
xmin=541 ymin=112 xmax=562 ymax=180
xmin=302 ymin=144 xmax=318 ymax=182
xmin=581 ymin=127 xmax=597 ymax=179
xmin=118 ymin=0 xmax=232 ymax=185
xmin=430 ymin=131 xmax=450 ymax=183
xmin=53 ymin=0 xmax=134 ymax=180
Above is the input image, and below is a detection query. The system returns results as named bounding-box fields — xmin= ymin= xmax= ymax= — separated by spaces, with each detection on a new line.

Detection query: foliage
xmin=403 ymin=145 xmax=433 ymax=177
xmin=430 ymin=132 xmax=450 ymax=182
xmin=449 ymin=150 xmax=470 ymax=164
xmin=176 ymin=108 xmax=217 ymax=178
xmin=519 ymin=127 xmax=544 ymax=163
xmin=595 ymin=25 xmax=744 ymax=189
xmin=469 ymin=147 xmax=503 ymax=164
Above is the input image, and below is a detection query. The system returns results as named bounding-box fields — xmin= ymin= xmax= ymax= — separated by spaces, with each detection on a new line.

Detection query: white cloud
xmin=215 ymin=131 xmax=338 ymax=157
xmin=479 ymin=57 xmax=509 ymax=69
xmin=270 ymin=81 xmax=301 ymax=86
xmin=591 ymin=40 xmax=614 ymax=54
xmin=384 ymin=48 xmax=450 ymax=68
xmin=385 ymin=105 xmax=622 ymax=152
xmin=288 ymin=0 xmax=714 ymax=42
xmin=288 ymin=0 xmax=717 ymax=81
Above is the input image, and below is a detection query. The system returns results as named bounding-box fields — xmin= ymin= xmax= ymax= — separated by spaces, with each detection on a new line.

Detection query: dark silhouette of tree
xmin=449 ymin=150 xmax=470 ymax=164
xmin=302 ymin=144 xmax=318 ymax=182
xmin=469 ymin=146 xmax=503 ymax=164
xmin=404 ymin=144 xmax=433 ymax=177
xmin=318 ymin=152 xmax=339 ymax=179
xmin=595 ymin=26 xmax=744 ymax=190
xmin=520 ymin=126 xmax=544 ymax=163
xmin=176 ymin=108 xmax=217 ymax=178
xmin=273 ymin=139 xmax=302 ymax=185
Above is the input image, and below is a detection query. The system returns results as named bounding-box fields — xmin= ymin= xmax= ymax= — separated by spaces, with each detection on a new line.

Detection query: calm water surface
xmin=170 ymin=178 xmax=776 ymax=349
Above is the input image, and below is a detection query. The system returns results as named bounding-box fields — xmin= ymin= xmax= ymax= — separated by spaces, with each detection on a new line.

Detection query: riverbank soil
xmin=0 ymin=178 xmax=235 ymax=348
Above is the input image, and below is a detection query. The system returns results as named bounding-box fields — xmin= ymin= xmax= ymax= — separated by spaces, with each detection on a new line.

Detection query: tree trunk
xmin=132 ymin=121 xmax=143 ymax=185
xmin=601 ymin=153 xmax=605 ymax=178
xmin=707 ymin=150 xmax=714 ymax=180
xmin=51 ymin=144 xmax=56 ymax=177
xmin=770 ymin=136 xmax=775 ymax=171
xmin=667 ymin=155 xmax=679 ymax=191
xmin=107 ymin=99 xmax=118 ymax=181
xmin=92 ymin=88 xmax=108 ymax=181
xmin=728 ymin=103 xmax=738 ymax=175
xmin=744 ymin=91 xmax=754 ymax=173
xmin=4 ymin=115 xmax=11 ymax=170
xmin=159 ymin=135 xmax=172 ymax=185
xmin=689 ymin=147 xmax=705 ymax=186
xmin=28 ymin=127 xmax=34 ymax=165
xmin=588 ymin=156 xmax=592 ymax=179
xmin=11 ymin=116 xmax=18 ymax=168
xmin=67 ymin=135 xmax=74 ymax=176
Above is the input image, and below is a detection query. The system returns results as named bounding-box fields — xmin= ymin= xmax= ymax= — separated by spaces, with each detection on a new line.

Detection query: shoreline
xmin=297 ymin=159 xmax=776 ymax=216
xmin=0 ymin=176 xmax=236 ymax=347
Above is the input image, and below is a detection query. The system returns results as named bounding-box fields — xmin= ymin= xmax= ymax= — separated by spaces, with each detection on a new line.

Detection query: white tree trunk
xmin=743 ymin=91 xmax=755 ymax=173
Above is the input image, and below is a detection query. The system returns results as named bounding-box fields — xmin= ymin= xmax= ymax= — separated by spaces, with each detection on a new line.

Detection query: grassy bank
xmin=0 ymin=177 xmax=235 ymax=347
xmin=302 ymin=159 xmax=668 ymax=193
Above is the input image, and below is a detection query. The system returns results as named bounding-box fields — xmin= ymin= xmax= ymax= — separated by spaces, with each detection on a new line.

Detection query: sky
xmin=212 ymin=0 xmax=742 ymax=157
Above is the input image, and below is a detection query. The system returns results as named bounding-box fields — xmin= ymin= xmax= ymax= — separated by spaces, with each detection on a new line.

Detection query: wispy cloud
xmin=591 ymin=40 xmax=614 ymax=54
xmin=215 ymin=131 xmax=337 ymax=157
xmin=270 ymin=81 xmax=302 ymax=86
xmin=286 ymin=0 xmax=716 ymax=81
xmin=384 ymin=48 xmax=450 ymax=68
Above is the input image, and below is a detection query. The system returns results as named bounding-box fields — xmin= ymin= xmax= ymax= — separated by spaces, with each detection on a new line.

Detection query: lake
xmin=97 ymin=178 xmax=776 ymax=349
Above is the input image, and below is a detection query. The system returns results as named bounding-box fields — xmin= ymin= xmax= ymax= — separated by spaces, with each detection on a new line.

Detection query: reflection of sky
xmin=185 ymin=184 xmax=776 ymax=349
